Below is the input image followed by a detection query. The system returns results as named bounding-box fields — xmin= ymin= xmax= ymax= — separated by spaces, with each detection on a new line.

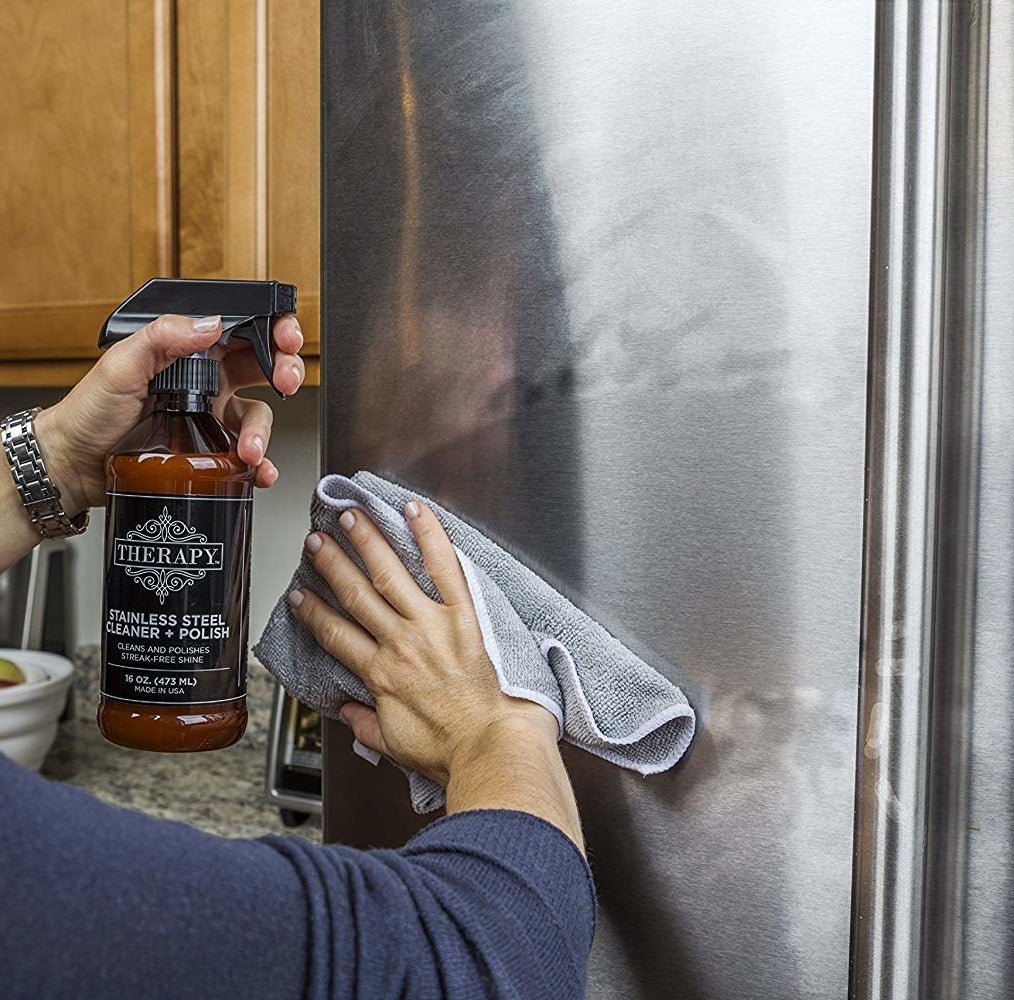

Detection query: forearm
xmin=0 ymin=449 xmax=45 ymax=572
xmin=445 ymin=719 xmax=585 ymax=855
xmin=0 ymin=754 xmax=308 ymax=1000
xmin=2 ymin=753 xmax=593 ymax=1000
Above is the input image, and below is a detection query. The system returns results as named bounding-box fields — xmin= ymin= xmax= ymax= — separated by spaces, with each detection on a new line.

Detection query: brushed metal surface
xmin=320 ymin=2 xmax=874 ymax=997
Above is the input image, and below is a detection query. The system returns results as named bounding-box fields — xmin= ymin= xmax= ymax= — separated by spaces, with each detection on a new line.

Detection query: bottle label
xmin=101 ymin=492 xmax=252 ymax=706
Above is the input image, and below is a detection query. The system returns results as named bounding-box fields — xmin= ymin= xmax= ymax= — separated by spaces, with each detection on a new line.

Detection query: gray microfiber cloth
xmin=255 ymin=471 xmax=696 ymax=813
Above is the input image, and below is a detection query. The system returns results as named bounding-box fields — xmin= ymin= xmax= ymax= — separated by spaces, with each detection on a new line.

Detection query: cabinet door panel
xmin=267 ymin=0 xmax=320 ymax=355
xmin=0 ymin=0 xmax=174 ymax=363
xmin=176 ymin=0 xmax=319 ymax=355
xmin=176 ymin=0 xmax=260 ymax=280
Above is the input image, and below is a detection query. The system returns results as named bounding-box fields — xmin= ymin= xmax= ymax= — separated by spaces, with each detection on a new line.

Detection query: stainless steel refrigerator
xmin=318 ymin=2 xmax=1014 ymax=997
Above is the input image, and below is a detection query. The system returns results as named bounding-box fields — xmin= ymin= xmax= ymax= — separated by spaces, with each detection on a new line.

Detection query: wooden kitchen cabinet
xmin=0 ymin=0 xmax=320 ymax=386
xmin=0 ymin=1 xmax=173 ymax=384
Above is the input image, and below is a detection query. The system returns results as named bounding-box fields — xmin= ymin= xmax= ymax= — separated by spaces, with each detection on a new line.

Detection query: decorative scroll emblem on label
xmin=113 ymin=506 xmax=224 ymax=604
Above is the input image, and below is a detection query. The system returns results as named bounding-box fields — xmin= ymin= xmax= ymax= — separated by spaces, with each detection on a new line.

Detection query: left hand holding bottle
xmin=35 ymin=313 xmax=304 ymax=516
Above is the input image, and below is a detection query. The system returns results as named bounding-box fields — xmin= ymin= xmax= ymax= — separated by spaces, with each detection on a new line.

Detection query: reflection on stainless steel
xmin=321 ymin=3 xmax=873 ymax=997
xmin=855 ymin=3 xmax=1014 ymax=999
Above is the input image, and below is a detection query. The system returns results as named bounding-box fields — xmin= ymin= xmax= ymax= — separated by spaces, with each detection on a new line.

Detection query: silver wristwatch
xmin=1 ymin=408 xmax=89 ymax=539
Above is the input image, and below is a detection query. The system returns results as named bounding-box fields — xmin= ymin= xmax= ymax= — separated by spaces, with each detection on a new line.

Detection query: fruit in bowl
xmin=0 ymin=650 xmax=74 ymax=770
xmin=0 ymin=656 xmax=27 ymax=688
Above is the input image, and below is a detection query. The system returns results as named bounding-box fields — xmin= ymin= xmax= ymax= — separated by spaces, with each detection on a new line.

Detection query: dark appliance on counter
xmin=266 ymin=684 xmax=321 ymax=826
xmin=0 ymin=539 xmax=75 ymax=655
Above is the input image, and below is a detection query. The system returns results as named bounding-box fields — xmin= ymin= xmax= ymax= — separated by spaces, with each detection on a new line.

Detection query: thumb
xmin=99 ymin=314 xmax=223 ymax=393
xmin=339 ymin=702 xmax=389 ymax=757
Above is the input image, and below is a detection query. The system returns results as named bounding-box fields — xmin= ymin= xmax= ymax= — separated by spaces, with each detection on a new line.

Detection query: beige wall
xmin=0 ymin=385 xmax=319 ymax=648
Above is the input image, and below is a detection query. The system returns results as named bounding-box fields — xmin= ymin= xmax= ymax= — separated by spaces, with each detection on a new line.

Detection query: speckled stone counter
xmin=41 ymin=646 xmax=320 ymax=842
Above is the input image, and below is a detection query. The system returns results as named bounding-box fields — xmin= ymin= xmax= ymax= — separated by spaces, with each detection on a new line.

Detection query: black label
xmin=101 ymin=492 xmax=252 ymax=706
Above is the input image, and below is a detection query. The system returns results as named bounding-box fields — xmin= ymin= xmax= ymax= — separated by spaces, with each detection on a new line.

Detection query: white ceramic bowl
xmin=0 ymin=649 xmax=75 ymax=771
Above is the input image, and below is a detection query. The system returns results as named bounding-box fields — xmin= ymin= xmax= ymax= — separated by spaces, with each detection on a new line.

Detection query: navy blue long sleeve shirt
xmin=0 ymin=753 xmax=595 ymax=999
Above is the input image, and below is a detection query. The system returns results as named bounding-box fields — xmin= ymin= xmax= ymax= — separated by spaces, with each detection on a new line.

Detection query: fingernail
xmin=304 ymin=532 xmax=323 ymax=554
xmin=338 ymin=706 xmax=350 ymax=724
xmin=251 ymin=435 xmax=265 ymax=460
xmin=192 ymin=315 xmax=220 ymax=333
xmin=339 ymin=511 xmax=356 ymax=530
xmin=287 ymin=589 xmax=305 ymax=609
xmin=405 ymin=501 xmax=420 ymax=519
xmin=292 ymin=318 xmax=304 ymax=349
xmin=291 ymin=364 xmax=303 ymax=387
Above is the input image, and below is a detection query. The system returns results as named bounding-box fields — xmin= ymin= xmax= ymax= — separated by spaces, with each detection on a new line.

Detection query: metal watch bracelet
xmin=1 ymin=407 xmax=89 ymax=539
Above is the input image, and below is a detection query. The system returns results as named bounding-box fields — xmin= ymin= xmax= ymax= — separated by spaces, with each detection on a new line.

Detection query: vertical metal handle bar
xmin=850 ymin=1 xmax=950 ymax=998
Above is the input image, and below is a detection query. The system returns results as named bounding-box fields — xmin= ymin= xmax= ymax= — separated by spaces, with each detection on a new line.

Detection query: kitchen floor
xmin=43 ymin=646 xmax=320 ymax=842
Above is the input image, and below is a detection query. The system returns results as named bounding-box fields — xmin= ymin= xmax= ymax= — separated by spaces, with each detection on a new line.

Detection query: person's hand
xmin=286 ymin=501 xmax=560 ymax=786
xmin=34 ymin=313 xmax=304 ymax=515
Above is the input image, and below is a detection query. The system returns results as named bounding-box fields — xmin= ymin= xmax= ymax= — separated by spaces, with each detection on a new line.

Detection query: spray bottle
xmin=96 ymin=278 xmax=296 ymax=752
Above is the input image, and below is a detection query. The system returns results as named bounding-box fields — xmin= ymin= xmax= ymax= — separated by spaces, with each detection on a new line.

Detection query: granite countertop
xmin=41 ymin=646 xmax=320 ymax=842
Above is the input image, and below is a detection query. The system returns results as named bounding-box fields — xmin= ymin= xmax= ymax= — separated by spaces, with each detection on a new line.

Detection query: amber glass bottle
xmin=98 ymin=356 xmax=253 ymax=752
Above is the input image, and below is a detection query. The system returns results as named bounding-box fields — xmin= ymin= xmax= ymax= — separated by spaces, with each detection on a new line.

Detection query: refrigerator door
xmin=320 ymin=2 xmax=874 ymax=997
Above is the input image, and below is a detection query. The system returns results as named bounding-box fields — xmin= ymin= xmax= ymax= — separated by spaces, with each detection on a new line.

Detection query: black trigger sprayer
xmin=98 ymin=277 xmax=297 ymax=396
xmin=93 ymin=277 xmax=297 ymax=753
